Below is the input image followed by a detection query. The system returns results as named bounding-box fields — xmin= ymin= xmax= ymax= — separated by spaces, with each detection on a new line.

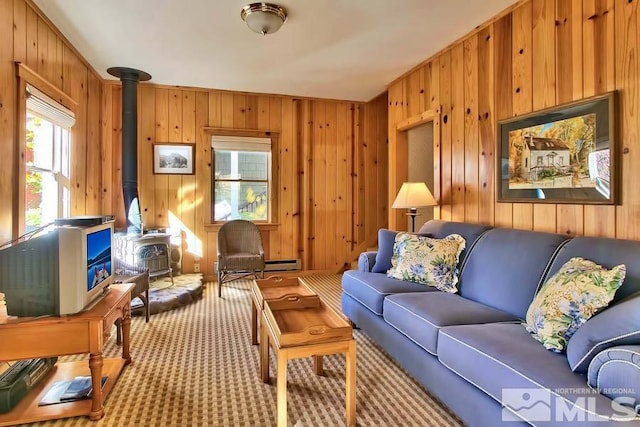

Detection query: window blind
xmin=211 ymin=135 xmax=271 ymax=152
xmin=26 ymin=84 xmax=76 ymax=129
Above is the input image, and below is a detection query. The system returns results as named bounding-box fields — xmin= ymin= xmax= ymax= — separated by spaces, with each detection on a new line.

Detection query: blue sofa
xmin=341 ymin=220 xmax=640 ymax=426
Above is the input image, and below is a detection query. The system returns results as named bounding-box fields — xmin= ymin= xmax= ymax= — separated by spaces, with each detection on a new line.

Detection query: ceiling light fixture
xmin=241 ymin=3 xmax=287 ymax=35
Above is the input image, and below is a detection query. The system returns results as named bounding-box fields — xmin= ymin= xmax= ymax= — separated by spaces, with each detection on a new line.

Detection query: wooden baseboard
xmin=203 ymin=270 xmax=334 ymax=283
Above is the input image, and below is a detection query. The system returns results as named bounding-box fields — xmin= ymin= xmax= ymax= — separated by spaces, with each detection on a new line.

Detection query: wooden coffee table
xmin=260 ymin=295 xmax=356 ymax=427
xmin=250 ymin=276 xmax=315 ymax=345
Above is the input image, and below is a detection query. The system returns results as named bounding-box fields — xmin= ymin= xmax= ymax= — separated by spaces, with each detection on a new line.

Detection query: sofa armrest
xmin=358 ymin=251 xmax=378 ymax=272
xmin=588 ymin=345 xmax=640 ymax=413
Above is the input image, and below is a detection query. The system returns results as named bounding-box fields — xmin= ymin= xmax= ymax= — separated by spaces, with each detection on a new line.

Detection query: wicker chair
xmin=217 ymin=219 xmax=265 ymax=297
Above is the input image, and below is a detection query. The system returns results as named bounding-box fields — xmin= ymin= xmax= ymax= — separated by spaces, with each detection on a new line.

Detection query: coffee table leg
xmin=277 ymin=353 xmax=288 ymax=427
xmin=251 ymin=301 xmax=258 ymax=345
xmin=346 ymin=340 xmax=356 ymax=427
xmin=313 ymin=355 xmax=324 ymax=376
xmin=260 ymin=316 xmax=269 ymax=383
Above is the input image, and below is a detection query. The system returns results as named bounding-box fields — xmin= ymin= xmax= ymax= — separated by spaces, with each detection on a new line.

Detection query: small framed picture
xmin=153 ymin=143 xmax=195 ymax=175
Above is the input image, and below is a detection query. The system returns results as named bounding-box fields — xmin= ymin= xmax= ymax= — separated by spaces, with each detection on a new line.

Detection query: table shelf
xmin=0 ymin=359 xmax=126 ymax=426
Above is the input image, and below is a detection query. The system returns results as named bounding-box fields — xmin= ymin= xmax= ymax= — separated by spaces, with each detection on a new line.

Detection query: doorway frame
xmin=388 ymin=108 xmax=441 ymax=231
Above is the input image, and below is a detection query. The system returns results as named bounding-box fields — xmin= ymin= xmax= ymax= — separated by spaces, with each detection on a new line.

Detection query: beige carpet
xmin=28 ymin=274 xmax=462 ymax=427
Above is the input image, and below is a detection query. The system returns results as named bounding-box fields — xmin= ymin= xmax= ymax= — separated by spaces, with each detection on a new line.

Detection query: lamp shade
xmin=392 ymin=182 xmax=437 ymax=209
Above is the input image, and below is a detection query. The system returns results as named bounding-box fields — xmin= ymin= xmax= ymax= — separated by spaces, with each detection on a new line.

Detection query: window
xmin=212 ymin=136 xmax=271 ymax=222
xmin=24 ymin=84 xmax=75 ymax=232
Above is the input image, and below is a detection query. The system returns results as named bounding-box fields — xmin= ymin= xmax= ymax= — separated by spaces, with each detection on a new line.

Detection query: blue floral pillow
xmin=525 ymin=257 xmax=626 ymax=352
xmin=387 ymin=233 xmax=466 ymax=292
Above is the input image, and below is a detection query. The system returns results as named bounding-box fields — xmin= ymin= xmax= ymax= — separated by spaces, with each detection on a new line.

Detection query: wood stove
xmin=114 ymin=232 xmax=173 ymax=283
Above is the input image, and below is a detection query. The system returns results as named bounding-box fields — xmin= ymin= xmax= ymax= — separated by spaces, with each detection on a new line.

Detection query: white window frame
xmin=211 ymin=135 xmax=272 ymax=222
xmin=17 ymin=64 xmax=76 ymax=235
xmin=25 ymin=112 xmax=71 ymax=223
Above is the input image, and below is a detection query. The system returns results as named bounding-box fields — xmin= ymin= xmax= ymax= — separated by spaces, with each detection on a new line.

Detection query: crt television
xmin=0 ymin=222 xmax=115 ymax=317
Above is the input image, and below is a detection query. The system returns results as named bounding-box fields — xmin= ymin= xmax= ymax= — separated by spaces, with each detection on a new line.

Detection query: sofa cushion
xmin=371 ymin=229 xmax=398 ymax=273
xmin=438 ymin=323 xmax=627 ymax=423
xmin=383 ymin=292 xmax=518 ymax=355
xmin=417 ymin=220 xmax=492 ymax=269
xmin=341 ymin=270 xmax=434 ymax=316
xmin=525 ymin=257 xmax=626 ymax=353
xmin=458 ymin=228 xmax=568 ymax=319
xmin=567 ymin=292 xmax=640 ymax=372
xmin=387 ymin=233 xmax=466 ymax=292
xmin=545 ymin=236 xmax=640 ymax=303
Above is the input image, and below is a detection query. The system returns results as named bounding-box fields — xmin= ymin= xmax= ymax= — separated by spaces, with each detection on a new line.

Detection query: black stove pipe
xmin=106 ymin=67 xmax=151 ymax=233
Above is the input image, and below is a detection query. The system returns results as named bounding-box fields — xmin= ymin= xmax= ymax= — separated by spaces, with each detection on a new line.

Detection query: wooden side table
xmin=0 ymin=283 xmax=134 ymax=426
xmin=250 ymin=276 xmax=315 ymax=345
xmin=115 ymin=270 xmax=150 ymax=323
xmin=114 ymin=270 xmax=150 ymax=345
xmin=260 ymin=295 xmax=356 ymax=427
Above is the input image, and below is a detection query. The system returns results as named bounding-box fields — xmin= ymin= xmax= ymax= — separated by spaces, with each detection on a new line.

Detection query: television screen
xmin=86 ymin=228 xmax=112 ymax=291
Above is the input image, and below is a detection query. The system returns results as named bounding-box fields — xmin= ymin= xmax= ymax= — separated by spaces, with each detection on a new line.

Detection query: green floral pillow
xmin=525 ymin=257 xmax=626 ymax=353
xmin=387 ymin=233 xmax=466 ymax=292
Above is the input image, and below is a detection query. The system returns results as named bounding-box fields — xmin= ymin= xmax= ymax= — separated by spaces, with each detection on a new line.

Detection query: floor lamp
xmin=392 ymin=182 xmax=437 ymax=232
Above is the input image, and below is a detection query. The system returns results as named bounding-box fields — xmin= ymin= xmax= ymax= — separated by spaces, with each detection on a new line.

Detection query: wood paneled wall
xmin=1 ymin=0 xmax=387 ymax=273
xmin=0 ymin=0 xmax=102 ymax=242
xmin=102 ymin=86 xmax=388 ymax=276
xmin=389 ymin=0 xmax=640 ymax=240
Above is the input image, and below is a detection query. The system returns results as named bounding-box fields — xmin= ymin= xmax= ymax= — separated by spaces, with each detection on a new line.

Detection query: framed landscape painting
xmin=153 ymin=143 xmax=195 ymax=175
xmin=497 ymin=92 xmax=616 ymax=204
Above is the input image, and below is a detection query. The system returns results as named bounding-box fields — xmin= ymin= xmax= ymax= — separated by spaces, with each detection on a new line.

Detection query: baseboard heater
xmin=214 ymin=259 xmax=301 ymax=273
xmin=264 ymin=259 xmax=301 ymax=272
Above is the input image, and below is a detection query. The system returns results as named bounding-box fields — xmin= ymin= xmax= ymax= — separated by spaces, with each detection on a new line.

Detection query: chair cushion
xmin=341 ymin=270 xmax=434 ymax=316
xmin=387 ymin=233 xmax=466 ymax=292
xmin=438 ymin=323 xmax=624 ymax=423
xmin=525 ymin=257 xmax=626 ymax=353
xmin=371 ymin=229 xmax=398 ymax=273
xmin=383 ymin=292 xmax=518 ymax=355
xmin=567 ymin=292 xmax=640 ymax=372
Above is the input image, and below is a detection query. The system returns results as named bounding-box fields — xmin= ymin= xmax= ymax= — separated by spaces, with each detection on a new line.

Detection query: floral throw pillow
xmin=525 ymin=257 xmax=626 ymax=353
xmin=387 ymin=233 xmax=466 ymax=292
